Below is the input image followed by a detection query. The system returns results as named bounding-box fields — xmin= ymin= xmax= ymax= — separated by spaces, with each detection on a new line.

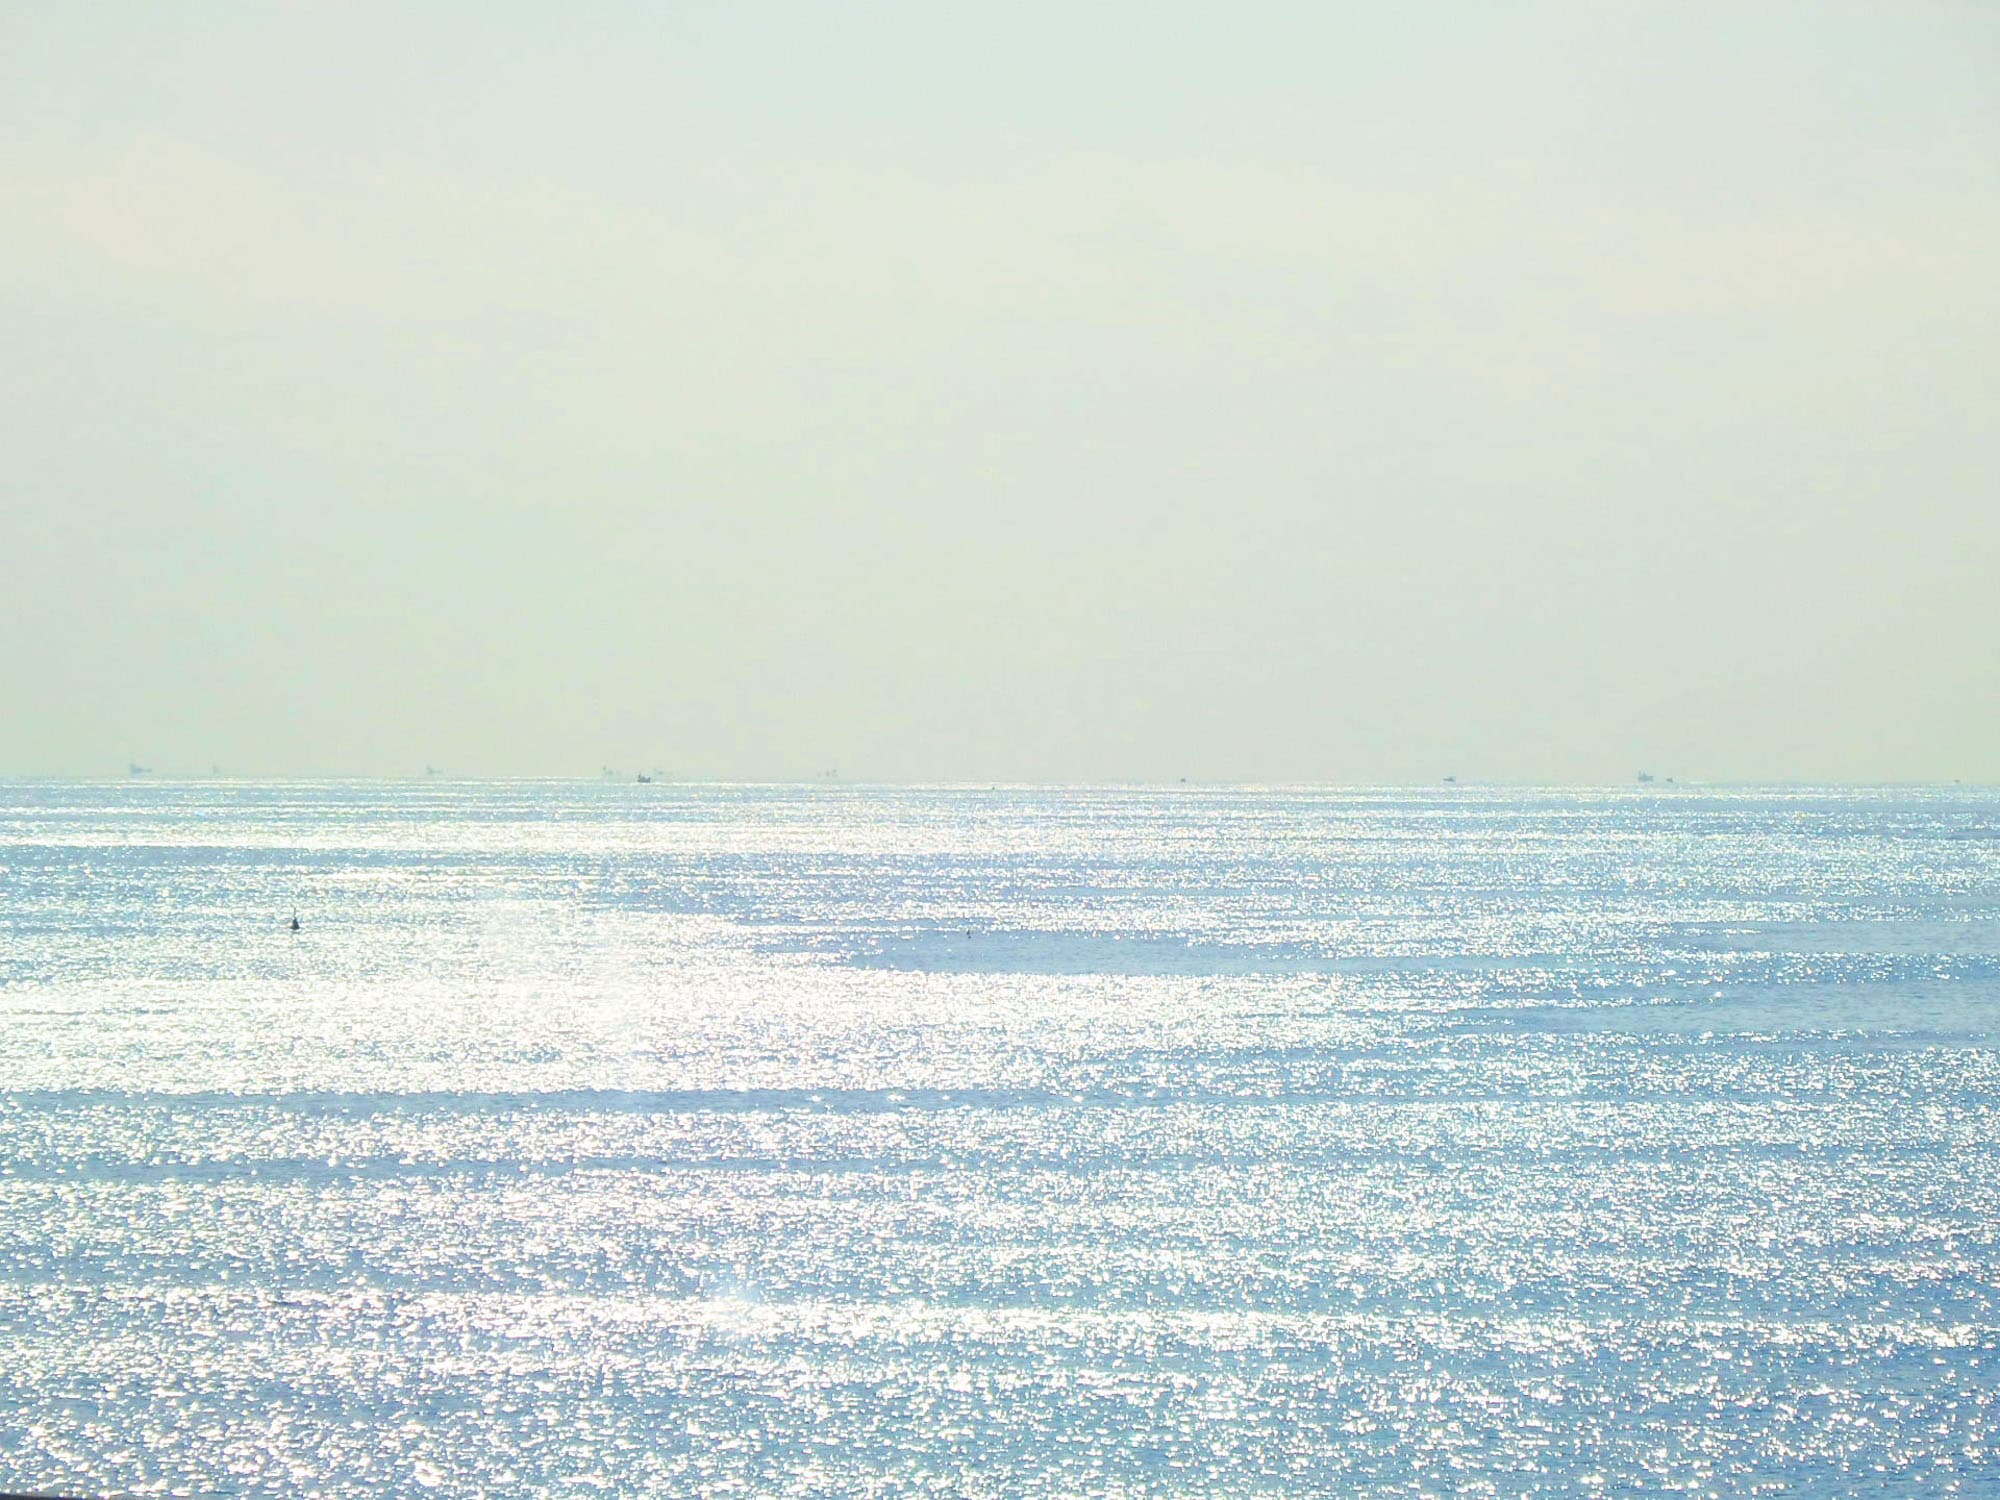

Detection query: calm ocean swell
xmin=2 ymin=782 xmax=1997 ymax=1496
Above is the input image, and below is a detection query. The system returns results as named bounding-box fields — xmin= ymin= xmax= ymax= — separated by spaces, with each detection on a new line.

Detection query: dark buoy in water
xmin=289 ymin=912 xmax=301 ymax=932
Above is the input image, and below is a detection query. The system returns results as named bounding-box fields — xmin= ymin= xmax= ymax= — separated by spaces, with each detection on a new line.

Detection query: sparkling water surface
xmin=2 ymin=781 xmax=1997 ymax=1497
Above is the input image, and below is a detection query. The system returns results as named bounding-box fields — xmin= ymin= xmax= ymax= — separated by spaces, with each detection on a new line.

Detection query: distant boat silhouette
xmin=636 ymin=774 xmax=652 ymax=784
xmin=128 ymin=763 xmax=151 ymax=777
xmin=289 ymin=912 xmax=301 ymax=932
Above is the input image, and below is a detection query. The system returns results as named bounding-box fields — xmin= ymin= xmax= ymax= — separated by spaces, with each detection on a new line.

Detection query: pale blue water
xmin=2 ymin=781 xmax=1997 ymax=1498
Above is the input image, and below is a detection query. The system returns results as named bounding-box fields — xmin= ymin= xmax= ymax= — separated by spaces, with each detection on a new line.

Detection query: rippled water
xmin=2 ymin=780 xmax=1997 ymax=1497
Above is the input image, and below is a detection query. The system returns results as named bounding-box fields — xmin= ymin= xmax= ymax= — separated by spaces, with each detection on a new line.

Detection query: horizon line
xmin=0 ymin=773 xmax=1993 ymax=791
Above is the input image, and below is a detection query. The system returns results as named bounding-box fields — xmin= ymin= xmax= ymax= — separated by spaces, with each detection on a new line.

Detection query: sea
xmin=1 ymin=780 xmax=1996 ymax=1498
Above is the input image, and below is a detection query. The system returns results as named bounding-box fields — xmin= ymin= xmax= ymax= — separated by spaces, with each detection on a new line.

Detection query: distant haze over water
xmin=3 ymin=2 xmax=1997 ymax=782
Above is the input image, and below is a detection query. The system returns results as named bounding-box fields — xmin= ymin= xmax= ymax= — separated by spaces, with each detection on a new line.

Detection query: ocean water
xmin=1 ymin=780 xmax=1997 ymax=1498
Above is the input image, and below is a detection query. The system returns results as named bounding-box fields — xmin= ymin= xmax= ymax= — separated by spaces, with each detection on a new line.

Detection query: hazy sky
xmin=3 ymin=2 xmax=1996 ymax=781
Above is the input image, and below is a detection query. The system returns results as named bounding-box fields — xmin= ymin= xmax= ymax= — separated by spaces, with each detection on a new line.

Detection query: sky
xmin=2 ymin=1 xmax=1996 ymax=782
